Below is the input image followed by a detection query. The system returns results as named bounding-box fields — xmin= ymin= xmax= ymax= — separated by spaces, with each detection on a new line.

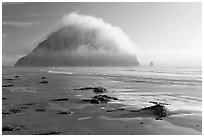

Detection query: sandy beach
xmin=2 ymin=67 xmax=202 ymax=135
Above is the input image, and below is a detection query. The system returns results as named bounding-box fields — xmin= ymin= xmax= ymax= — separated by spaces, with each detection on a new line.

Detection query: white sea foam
xmin=100 ymin=116 xmax=152 ymax=121
xmin=78 ymin=117 xmax=91 ymax=120
xmin=48 ymin=70 xmax=73 ymax=75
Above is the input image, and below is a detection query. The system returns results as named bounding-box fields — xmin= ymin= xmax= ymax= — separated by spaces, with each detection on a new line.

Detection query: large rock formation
xmin=149 ymin=61 xmax=154 ymax=67
xmin=15 ymin=14 xmax=140 ymax=67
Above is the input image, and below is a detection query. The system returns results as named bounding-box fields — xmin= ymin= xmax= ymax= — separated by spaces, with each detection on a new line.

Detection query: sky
xmin=2 ymin=2 xmax=202 ymax=67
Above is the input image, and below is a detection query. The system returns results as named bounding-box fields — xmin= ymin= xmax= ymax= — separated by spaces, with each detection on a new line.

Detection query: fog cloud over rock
xmin=15 ymin=13 xmax=140 ymax=66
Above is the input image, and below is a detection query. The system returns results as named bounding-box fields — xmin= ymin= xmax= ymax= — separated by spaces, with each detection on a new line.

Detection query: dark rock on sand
xmin=40 ymin=76 xmax=48 ymax=83
xmin=2 ymin=125 xmax=21 ymax=131
xmin=58 ymin=111 xmax=74 ymax=115
xmin=51 ymin=98 xmax=69 ymax=101
xmin=149 ymin=101 xmax=170 ymax=105
xmin=3 ymin=78 xmax=14 ymax=81
xmin=3 ymin=103 xmax=10 ymax=106
xmin=141 ymin=103 xmax=170 ymax=117
xmin=74 ymin=87 xmax=95 ymax=90
xmin=107 ymin=109 xmax=117 ymax=112
xmin=93 ymin=87 xmax=107 ymax=93
xmin=35 ymin=131 xmax=61 ymax=135
xmin=130 ymin=110 xmax=140 ymax=112
xmin=2 ymin=111 xmax=12 ymax=115
xmin=40 ymin=80 xmax=48 ymax=84
xmin=36 ymin=109 xmax=45 ymax=112
xmin=9 ymin=108 xmax=22 ymax=113
xmin=26 ymin=103 xmax=36 ymax=106
xmin=82 ymin=98 xmax=100 ymax=104
xmin=74 ymin=86 xmax=108 ymax=93
xmin=20 ymin=106 xmax=27 ymax=109
xmin=92 ymin=95 xmax=109 ymax=103
xmin=2 ymin=126 xmax=15 ymax=131
xmin=2 ymin=84 xmax=13 ymax=87
xmin=14 ymin=75 xmax=19 ymax=78
xmin=90 ymin=98 xmax=101 ymax=104
xmin=117 ymin=108 xmax=125 ymax=111
xmin=93 ymin=95 xmax=118 ymax=101
xmin=82 ymin=95 xmax=118 ymax=104
xmin=155 ymin=117 xmax=163 ymax=120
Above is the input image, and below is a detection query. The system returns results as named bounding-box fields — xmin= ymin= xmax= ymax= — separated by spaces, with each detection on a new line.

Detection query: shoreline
xmin=2 ymin=68 xmax=202 ymax=135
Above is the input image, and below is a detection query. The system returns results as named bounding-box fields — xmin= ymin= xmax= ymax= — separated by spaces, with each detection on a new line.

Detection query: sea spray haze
xmin=15 ymin=13 xmax=140 ymax=67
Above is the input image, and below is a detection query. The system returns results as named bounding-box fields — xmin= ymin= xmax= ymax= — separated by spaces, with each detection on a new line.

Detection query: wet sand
xmin=2 ymin=68 xmax=202 ymax=135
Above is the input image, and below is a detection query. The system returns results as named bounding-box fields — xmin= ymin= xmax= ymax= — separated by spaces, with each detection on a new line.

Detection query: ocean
xmin=3 ymin=66 xmax=202 ymax=112
xmin=2 ymin=66 xmax=202 ymax=134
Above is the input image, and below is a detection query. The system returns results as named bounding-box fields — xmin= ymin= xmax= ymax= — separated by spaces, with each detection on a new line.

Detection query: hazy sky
xmin=2 ymin=2 xmax=202 ymax=67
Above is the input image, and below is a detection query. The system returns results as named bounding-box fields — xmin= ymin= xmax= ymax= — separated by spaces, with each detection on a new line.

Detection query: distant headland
xmin=15 ymin=13 xmax=139 ymax=67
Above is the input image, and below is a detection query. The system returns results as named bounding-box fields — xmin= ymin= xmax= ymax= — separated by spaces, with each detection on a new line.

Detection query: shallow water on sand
xmin=2 ymin=66 xmax=202 ymax=135
xmin=3 ymin=66 xmax=202 ymax=112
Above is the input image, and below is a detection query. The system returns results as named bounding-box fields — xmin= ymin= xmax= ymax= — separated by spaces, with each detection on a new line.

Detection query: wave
xmin=109 ymin=78 xmax=200 ymax=86
xmin=147 ymin=70 xmax=201 ymax=74
xmin=124 ymin=68 xmax=202 ymax=75
xmin=88 ymin=73 xmax=201 ymax=86
xmin=48 ymin=70 xmax=73 ymax=75
xmin=43 ymin=68 xmax=201 ymax=86
xmin=138 ymin=76 xmax=201 ymax=83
